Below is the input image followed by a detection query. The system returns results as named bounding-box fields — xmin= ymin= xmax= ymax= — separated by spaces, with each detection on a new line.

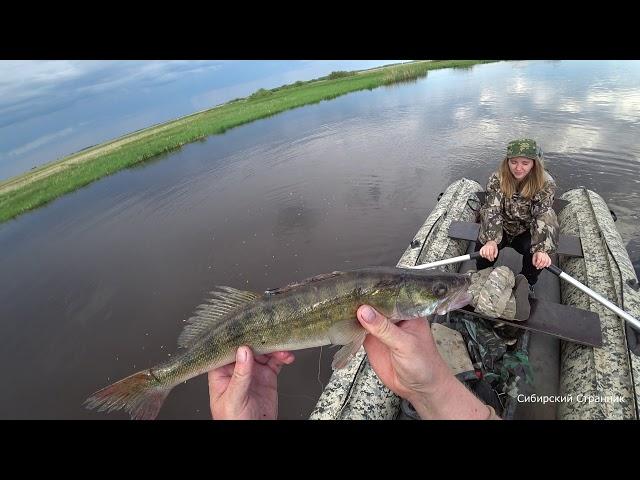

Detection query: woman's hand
xmin=479 ymin=241 xmax=498 ymax=261
xmin=532 ymin=251 xmax=551 ymax=269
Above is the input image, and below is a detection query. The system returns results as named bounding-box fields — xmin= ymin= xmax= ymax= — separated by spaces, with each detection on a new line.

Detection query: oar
xmin=546 ymin=264 xmax=640 ymax=332
xmin=406 ymin=251 xmax=482 ymax=270
xmin=408 ymin=253 xmax=640 ymax=333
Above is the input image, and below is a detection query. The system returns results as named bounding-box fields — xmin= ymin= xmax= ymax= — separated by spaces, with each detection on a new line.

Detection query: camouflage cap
xmin=506 ymin=139 xmax=543 ymax=161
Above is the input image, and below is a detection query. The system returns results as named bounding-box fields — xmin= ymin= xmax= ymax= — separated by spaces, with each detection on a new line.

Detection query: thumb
xmin=357 ymin=305 xmax=404 ymax=350
xmin=226 ymin=346 xmax=254 ymax=400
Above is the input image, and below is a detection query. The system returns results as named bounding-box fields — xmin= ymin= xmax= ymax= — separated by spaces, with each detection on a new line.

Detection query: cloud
xmin=587 ymin=86 xmax=640 ymax=123
xmin=479 ymin=89 xmax=497 ymax=104
xmin=557 ymin=100 xmax=582 ymax=114
xmin=0 ymin=60 xmax=224 ymax=128
xmin=0 ymin=61 xmax=104 ymax=109
xmin=453 ymin=105 xmax=473 ymax=121
xmin=553 ymin=124 xmax=602 ymax=153
xmin=509 ymin=76 xmax=531 ymax=95
xmin=5 ymin=126 xmax=76 ymax=157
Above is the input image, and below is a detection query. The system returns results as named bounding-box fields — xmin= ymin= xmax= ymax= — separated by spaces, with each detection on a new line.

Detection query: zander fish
xmin=85 ymin=266 xmax=472 ymax=419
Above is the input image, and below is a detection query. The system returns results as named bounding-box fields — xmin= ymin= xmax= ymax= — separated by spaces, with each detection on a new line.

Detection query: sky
xmin=0 ymin=60 xmax=403 ymax=180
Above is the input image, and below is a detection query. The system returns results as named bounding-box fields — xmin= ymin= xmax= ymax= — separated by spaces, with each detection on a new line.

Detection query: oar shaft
xmin=407 ymin=252 xmax=481 ymax=270
xmin=547 ymin=264 xmax=640 ymax=332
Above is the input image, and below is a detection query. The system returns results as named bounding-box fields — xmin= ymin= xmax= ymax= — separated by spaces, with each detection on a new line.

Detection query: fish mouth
xmin=436 ymin=290 xmax=473 ymax=315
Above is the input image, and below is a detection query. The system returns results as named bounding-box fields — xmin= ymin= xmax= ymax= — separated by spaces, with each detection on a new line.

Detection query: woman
xmin=476 ymin=139 xmax=559 ymax=295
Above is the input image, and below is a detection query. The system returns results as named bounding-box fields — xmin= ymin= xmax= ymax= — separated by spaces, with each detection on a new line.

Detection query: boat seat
xmin=457 ymin=299 xmax=602 ymax=347
xmin=448 ymin=221 xmax=583 ymax=257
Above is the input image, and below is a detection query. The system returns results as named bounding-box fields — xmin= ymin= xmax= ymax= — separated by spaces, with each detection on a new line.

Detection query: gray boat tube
xmin=309 ymin=178 xmax=483 ymax=419
xmin=558 ymin=188 xmax=640 ymax=419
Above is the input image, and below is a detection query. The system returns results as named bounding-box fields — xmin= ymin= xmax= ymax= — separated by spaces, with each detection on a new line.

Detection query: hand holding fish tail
xmin=357 ymin=305 xmax=500 ymax=420
xmin=208 ymin=346 xmax=295 ymax=420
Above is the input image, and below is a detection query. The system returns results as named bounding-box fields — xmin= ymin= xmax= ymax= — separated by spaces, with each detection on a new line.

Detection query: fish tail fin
xmin=84 ymin=370 xmax=171 ymax=420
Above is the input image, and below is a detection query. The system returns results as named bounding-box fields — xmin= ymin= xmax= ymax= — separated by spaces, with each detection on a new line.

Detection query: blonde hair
xmin=498 ymin=155 xmax=545 ymax=199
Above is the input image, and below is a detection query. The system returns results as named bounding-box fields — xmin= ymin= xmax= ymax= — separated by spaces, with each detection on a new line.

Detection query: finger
xmin=208 ymin=362 xmax=235 ymax=390
xmin=208 ymin=363 xmax=235 ymax=402
xmin=253 ymin=353 xmax=275 ymax=365
xmin=224 ymin=346 xmax=254 ymax=402
xmin=255 ymin=351 xmax=295 ymax=365
xmin=357 ymin=305 xmax=406 ymax=350
xmin=397 ymin=317 xmax=430 ymax=334
xmin=209 ymin=363 xmax=235 ymax=382
xmin=272 ymin=351 xmax=295 ymax=363
xmin=267 ymin=351 xmax=295 ymax=374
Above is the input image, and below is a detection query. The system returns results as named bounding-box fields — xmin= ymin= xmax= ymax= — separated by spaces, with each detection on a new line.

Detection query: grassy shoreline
xmin=0 ymin=60 xmax=496 ymax=224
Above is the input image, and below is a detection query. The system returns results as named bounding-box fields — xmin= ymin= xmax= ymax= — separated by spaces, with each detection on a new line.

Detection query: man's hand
xmin=208 ymin=346 xmax=294 ymax=420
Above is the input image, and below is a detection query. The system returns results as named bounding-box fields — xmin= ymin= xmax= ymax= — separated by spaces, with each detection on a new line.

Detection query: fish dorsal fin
xmin=264 ymin=271 xmax=345 ymax=296
xmin=177 ymin=286 xmax=261 ymax=349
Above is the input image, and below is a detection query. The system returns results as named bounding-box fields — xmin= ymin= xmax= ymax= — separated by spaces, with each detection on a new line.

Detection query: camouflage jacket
xmin=478 ymin=172 xmax=559 ymax=254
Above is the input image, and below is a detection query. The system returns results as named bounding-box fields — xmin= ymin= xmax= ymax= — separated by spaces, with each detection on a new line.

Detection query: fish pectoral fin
xmin=178 ymin=286 xmax=261 ymax=349
xmin=329 ymin=321 xmax=367 ymax=370
xmin=331 ymin=331 xmax=366 ymax=370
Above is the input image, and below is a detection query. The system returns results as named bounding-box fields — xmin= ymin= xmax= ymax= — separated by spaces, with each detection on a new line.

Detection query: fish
xmin=84 ymin=266 xmax=472 ymax=419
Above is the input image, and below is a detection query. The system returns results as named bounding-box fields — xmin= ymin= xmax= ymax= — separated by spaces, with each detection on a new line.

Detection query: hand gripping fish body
xmin=85 ymin=267 xmax=472 ymax=419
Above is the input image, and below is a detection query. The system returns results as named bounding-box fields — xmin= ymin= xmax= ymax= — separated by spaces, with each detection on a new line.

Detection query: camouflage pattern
xmin=506 ymin=138 xmax=543 ymax=161
xmin=468 ymin=266 xmax=517 ymax=319
xmin=411 ymin=179 xmax=484 ymax=268
xmin=478 ymin=172 xmax=560 ymax=255
xmin=461 ymin=318 xmax=507 ymax=371
xmin=459 ymin=317 xmax=532 ymax=416
xmin=308 ymin=350 xmax=400 ymax=419
xmin=311 ymin=178 xmax=483 ymax=420
xmin=558 ymin=188 xmax=639 ymax=419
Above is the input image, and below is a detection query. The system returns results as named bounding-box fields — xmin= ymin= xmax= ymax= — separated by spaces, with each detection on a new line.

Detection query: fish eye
xmin=432 ymin=283 xmax=448 ymax=297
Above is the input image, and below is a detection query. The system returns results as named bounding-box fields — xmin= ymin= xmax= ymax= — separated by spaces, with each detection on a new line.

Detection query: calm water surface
xmin=1 ymin=60 xmax=639 ymax=419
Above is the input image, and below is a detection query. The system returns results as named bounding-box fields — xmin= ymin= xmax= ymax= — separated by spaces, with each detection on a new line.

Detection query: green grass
xmin=0 ymin=60 xmax=497 ymax=224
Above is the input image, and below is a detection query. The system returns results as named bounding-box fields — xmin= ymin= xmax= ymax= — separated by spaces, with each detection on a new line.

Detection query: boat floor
xmin=458 ymin=243 xmax=561 ymax=420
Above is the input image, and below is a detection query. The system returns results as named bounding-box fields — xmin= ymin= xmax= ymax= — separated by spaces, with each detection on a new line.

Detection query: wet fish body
xmin=85 ymin=266 xmax=472 ymax=419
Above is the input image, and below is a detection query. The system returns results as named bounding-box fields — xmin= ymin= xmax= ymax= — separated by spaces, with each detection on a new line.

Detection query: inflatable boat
xmin=310 ymin=178 xmax=640 ymax=420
